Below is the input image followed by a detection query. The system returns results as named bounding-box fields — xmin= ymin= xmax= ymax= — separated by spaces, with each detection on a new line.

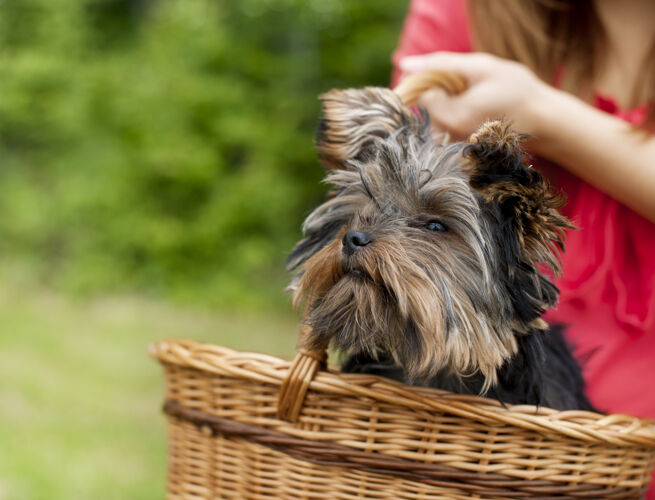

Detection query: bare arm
xmin=400 ymin=52 xmax=655 ymax=221
xmin=529 ymin=85 xmax=655 ymax=221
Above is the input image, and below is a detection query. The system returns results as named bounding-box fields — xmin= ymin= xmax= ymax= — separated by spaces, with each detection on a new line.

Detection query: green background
xmin=0 ymin=0 xmax=406 ymax=310
xmin=0 ymin=1 xmax=407 ymax=499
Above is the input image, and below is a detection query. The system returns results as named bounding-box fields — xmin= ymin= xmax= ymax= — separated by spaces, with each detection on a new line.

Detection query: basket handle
xmin=276 ymin=70 xmax=467 ymax=423
xmin=277 ymin=326 xmax=327 ymax=421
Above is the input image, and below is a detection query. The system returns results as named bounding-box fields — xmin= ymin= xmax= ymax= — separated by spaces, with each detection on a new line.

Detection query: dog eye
xmin=425 ymin=220 xmax=447 ymax=232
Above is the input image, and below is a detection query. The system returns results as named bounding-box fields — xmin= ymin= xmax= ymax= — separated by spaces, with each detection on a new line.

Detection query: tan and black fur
xmin=287 ymin=86 xmax=594 ymax=411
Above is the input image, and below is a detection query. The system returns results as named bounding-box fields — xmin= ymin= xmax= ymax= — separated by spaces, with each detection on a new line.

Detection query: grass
xmin=0 ymin=287 xmax=297 ymax=500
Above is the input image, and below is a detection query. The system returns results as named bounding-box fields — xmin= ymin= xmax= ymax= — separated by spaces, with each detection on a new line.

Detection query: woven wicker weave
xmin=152 ymin=72 xmax=655 ymax=498
xmin=152 ymin=339 xmax=655 ymax=499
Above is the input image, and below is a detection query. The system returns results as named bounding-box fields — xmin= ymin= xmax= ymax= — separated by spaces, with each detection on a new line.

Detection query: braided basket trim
xmin=151 ymin=339 xmax=655 ymax=448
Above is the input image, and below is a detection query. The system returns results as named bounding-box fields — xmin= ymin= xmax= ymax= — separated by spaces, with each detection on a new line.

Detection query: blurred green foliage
xmin=0 ymin=0 xmax=407 ymax=309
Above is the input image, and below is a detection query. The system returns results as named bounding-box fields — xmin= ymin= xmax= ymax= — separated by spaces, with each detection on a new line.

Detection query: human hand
xmin=399 ymin=52 xmax=553 ymax=141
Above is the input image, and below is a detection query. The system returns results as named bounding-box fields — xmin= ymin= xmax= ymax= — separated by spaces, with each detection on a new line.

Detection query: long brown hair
xmin=468 ymin=0 xmax=655 ymax=126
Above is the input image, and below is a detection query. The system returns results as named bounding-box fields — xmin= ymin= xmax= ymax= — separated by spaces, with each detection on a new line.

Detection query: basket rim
xmin=150 ymin=338 xmax=655 ymax=448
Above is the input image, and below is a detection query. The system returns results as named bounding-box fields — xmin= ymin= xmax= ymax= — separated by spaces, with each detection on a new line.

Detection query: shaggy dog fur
xmin=287 ymin=86 xmax=594 ymax=411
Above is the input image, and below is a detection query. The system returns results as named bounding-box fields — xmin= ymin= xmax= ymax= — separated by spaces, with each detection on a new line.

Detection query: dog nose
xmin=342 ymin=230 xmax=372 ymax=256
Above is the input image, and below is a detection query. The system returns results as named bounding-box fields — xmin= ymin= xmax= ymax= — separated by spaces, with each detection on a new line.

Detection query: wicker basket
xmin=151 ymin=72 xmax=655 ymax=498
xmin=152 ymin=338 xmax=655 ymax=499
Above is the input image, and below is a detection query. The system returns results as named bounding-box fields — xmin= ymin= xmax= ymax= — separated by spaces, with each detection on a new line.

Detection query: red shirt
xmin=393 ymin=0 xmax=655 ymax=495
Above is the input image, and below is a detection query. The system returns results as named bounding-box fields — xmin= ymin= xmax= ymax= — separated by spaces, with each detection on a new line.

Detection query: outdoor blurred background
xmin=0 ymin=1 xmax=407 ymax=499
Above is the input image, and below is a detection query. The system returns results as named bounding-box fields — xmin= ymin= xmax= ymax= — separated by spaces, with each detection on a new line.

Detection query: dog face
xmin=287 ymin=87 xmax=571 ymax=389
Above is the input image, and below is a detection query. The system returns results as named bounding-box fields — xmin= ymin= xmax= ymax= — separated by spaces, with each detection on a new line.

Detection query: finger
xmin=416 ymin=89 xmax=477 ymax=141
xmin=400 ymin=51 xmax=493 ymax=81
xmin=415 ymin=89 xmax=458 ymax=142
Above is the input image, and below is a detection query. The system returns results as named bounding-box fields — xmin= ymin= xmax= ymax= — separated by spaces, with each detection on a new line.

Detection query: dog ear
xmin=289 ymin=88 xmax=420 ymax=274
xmin=464 ymin=120 xmax=573 ymax=275
xmin=316 ymin=87 xmax=430 ymax=170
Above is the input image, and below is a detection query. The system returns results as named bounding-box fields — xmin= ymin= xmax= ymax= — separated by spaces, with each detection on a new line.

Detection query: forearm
xmin=529 ymin=85 xmax=655 ymax=222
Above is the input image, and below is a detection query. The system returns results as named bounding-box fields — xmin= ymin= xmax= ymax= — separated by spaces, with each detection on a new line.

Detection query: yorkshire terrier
xmin=287 ymin=85 xmax=594 ymax=411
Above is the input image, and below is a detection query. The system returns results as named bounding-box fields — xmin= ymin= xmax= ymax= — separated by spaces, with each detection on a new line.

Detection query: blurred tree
xmin=0 ymin=0 xmax=407 ymax=309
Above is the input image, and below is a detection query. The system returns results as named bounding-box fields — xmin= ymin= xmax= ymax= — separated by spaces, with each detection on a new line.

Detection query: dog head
xmin=287 ymin=87 xmax=571 ymax=389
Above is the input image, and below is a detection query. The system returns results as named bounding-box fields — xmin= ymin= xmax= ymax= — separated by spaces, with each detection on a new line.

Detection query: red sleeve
xmin=391 ymin=0 xmax=472 ymax=86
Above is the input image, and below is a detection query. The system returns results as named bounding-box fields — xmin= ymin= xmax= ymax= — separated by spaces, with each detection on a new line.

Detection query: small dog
xmin=287 ymin=85 xmax=594 ymax=411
